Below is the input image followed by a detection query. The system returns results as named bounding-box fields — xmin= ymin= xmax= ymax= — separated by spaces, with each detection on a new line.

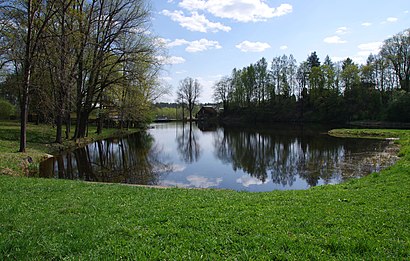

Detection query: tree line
xmin=0 ymin=0 xmax=165 ymax=152
xmin=213 ymin=28 xmax=410 ymax=123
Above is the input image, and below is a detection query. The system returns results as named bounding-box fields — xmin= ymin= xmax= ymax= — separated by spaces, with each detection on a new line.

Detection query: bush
xmin=385 ymin=90 xmax=410 ymax=122
xmin=0 ymin=98 xmax=15 ymax=119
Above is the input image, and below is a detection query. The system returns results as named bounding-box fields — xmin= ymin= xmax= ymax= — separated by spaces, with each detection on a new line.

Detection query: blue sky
xmin=151 ymin=0 xmax=410 ymax=103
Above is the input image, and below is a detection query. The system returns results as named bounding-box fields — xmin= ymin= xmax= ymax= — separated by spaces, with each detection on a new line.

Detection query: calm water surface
xmin=39 ymin=123 xmax=398 ymax=192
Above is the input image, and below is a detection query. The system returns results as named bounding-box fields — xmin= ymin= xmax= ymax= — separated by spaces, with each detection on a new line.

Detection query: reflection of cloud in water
xmin=186 ymin=175 xmax=223 ymax=188
xmin=160 ymin=180 xmax=190 ymax=188
xmin=237 ymin=175 xmax=270 ymax=187
xmin=171 ymin=164 xmax=186 ymax=172
xmin=161 ymin=175 xmax=223 ymax=188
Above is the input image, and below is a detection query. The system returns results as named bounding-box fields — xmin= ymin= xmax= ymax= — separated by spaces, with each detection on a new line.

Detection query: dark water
xmin=38 ymin=123 xmax=398 ymax=192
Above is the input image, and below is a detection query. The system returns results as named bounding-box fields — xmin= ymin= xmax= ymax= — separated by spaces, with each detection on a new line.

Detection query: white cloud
xmin=236 ymin=175 xmax=269 ymax=187
xmin=156 ymin=37 xmax=171 ymax=46
xmin=279 ymin=45 xmax=288 ymax=50
xmin=386 ymin=17 xmax=398 ymax=23
xmin=357 ymin=42 xmax=383 ymax=56
xmin=179 ymin=0 xmax=293 ymax=22
xmin=179 ymin=0 xmax=207 ymax=10
xmin=167 ymin=38 xmax=190 ymax=47
xmin=161 ymin=9 xmax=231 ymax=32
xmin=236 ymin=41 xmax=271 ymax=52
xmin=361 ymin=22 xmax=372 ymax=27
xmin=332 ymin=42 xmax=383 ymax=65
xmin=167 ymin=38 xmax=222 ymax=53
xmin=324 ymin=36 xmax=347 ymax=44
xmin=186 ymin=39 xmax=222 ymax=52
xmin=335 ymin=26 xmax=348 ymax=35
xmin=156 ymin=55 xmax=186 ymax=65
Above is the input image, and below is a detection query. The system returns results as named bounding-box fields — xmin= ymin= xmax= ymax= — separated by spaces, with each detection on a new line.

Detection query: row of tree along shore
xmin=212 ymin=28 xmax=410 ymax=124
xmin=162 ymin=28 xmax=410 ymax=126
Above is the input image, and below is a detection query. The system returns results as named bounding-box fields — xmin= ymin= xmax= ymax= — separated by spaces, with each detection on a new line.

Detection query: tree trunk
xmin=19 ymin=81 xmax=29 ymax=152
xmin=96 ymin=116 xmax=103 ymax=134
xmin=74 ymin=43 xmax=84 ymax=139
xmin=55 ymin=113 xmax=63 ymax=143
xmin=65 ymin=109 xmax=71 ymax=140
xmin=74 ymin=110 xmax=90 ymax=139
xmin=79 ymin=111 xmax=89 ymax=138
xmin=19 ymin=0 xmax=33 ymax=153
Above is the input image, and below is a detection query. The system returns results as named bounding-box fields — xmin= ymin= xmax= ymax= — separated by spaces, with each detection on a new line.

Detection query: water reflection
xmin=176 ymin=122 xmax=202 ymax=163
xmin=39 ymin=132 xmax=173 ymax=185
xmin=213 ymin=125 xmax=398 ymax=187
xmin=38 ymin=123 xmax=399 ymax=191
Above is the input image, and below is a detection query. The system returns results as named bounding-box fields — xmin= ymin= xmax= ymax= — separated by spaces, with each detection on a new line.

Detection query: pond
xmin=38 ymin=122 xmax=399 ymax=192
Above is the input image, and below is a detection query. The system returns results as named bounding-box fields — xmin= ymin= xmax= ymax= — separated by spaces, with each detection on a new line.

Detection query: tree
xmin=380 ymin=28 xmax=410 ymax=92
xmin=177 ymin=77 xmax=201 ymax=121
xmin=307 ymin=51 xmax=320 ymax=69
xmin=341 ymin=58 xmax=360 ymax=91
xmin=254 ymin=57 xmax=268 ymax=105
xmin=41 ymin=0 xmax=75 ymax=143
xmin=1 ymin=0 xmax=58 ymax=152
xmin=72 ymin=0 xmax=156 ymax=139
xmin=1 ymin=0 xmax=163 ymax=150
xmin=213 ymin=75 xmax=231 ymax=111
xmin=241 ymin=64 xmax=256 ymax=106
xmin=296 ymin=61 xmax=310 ymax=99
xmin=230 ymin=68 xmax=244 ymax=107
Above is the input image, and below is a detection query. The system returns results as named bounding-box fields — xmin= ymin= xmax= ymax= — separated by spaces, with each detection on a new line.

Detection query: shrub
xmin=0 ymin=98 xmax=15 ymax=119
xmin=385 ymin=90 xmax=410 ymax=122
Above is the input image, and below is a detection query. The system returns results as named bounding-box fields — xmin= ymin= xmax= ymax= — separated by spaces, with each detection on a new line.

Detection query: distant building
xmin=196 ymin=106 xmax=217 ymax=121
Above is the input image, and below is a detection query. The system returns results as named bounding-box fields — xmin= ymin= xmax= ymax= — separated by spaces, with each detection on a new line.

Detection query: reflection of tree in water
xmin=213 ymin=125 xmax=394 ymax=187
xmin=40 ymin=132 xmax=173 ymax=185
xmin=176 ymin=122 xmax=201 ymax=163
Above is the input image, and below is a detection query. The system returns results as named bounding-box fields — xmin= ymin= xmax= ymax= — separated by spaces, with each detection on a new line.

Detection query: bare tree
xmin=380 ymin=28 xmax=410 ymax=92
xmin=213 ymin=76 xmax=231 ymax=110
xmin=177 ymin=77 xmax=201 ymax=121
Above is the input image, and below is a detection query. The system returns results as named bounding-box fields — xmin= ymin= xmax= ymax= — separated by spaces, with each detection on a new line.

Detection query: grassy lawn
xmin=0 ymin=125 xmax=409 ymax=259
xmin=0 ymin=120 xmax=138 ymax=176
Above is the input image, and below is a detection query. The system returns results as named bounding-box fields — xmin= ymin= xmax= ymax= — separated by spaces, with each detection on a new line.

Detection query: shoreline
xmin=0 ymin=120 xmax=141 ymax=176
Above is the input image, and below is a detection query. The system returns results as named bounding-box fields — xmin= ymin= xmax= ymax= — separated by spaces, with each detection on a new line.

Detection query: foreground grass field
xmin=0 ymin=125 xmax=409 ymax=259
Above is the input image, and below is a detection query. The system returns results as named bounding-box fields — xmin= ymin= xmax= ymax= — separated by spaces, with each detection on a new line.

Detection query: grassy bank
xmin=0 ymin=128 xmax=409 ymax=259
xmin=0 ymin=121 xmax=139 ymax=176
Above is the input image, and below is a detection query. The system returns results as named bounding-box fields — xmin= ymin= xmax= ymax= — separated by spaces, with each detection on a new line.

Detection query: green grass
xmin=0 ymin=120 xmax=138 ymax=176
xmin=0 ymin=127 xmax=409 ymax=259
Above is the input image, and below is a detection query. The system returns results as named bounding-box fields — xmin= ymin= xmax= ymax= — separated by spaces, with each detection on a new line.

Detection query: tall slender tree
xmin=1 ymin=0 xmax=58 ymax=152
xmin=177 ymin=77 xmax=201 ymax=121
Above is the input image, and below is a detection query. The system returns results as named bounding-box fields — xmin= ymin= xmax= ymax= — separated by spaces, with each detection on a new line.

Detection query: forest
xmin=0 ymin=0 xmax=165 ymax=152
xmin=213 ymin=28 xmax=410 ymax=124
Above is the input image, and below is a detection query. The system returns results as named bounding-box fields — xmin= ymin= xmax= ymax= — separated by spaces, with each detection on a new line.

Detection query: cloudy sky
xmin=152 ymin=0 xmax=410 ymax=103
